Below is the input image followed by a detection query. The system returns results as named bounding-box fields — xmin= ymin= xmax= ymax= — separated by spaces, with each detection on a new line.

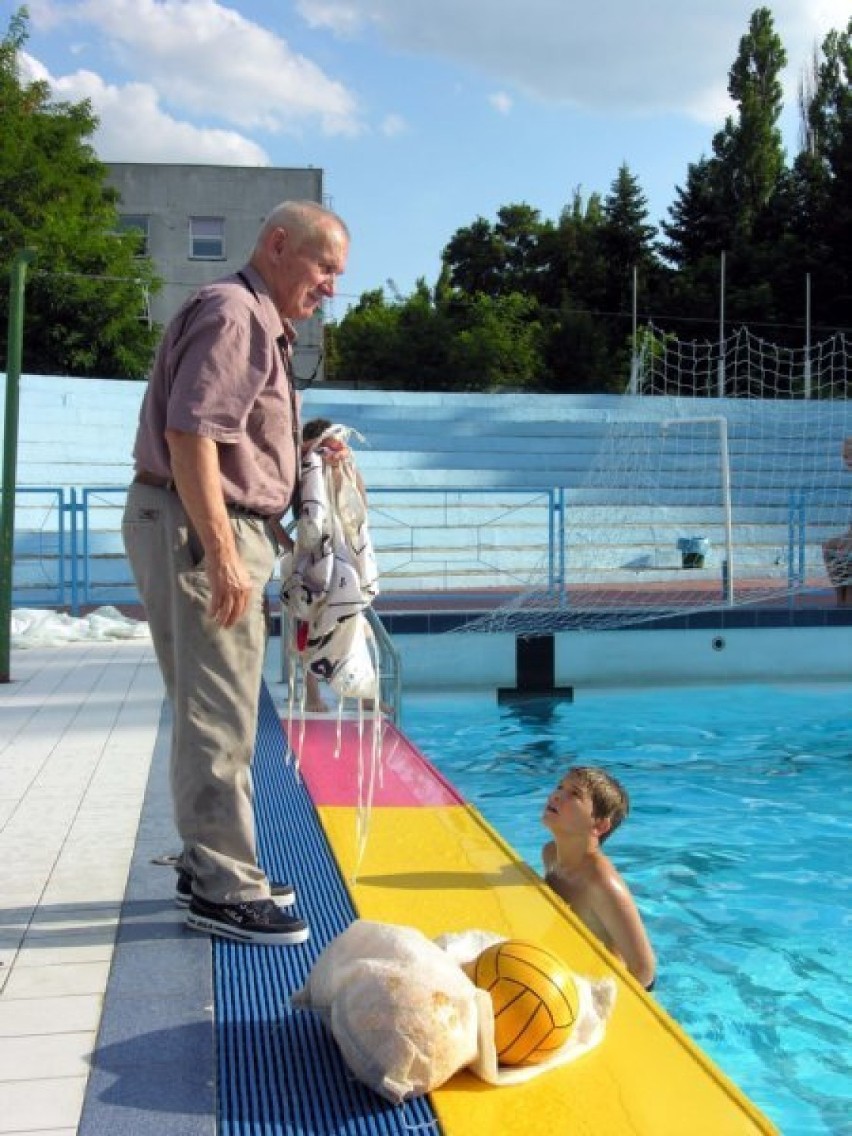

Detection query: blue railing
xmin=10 ymin=483 xmax=846 ymax=614
xmin=10 ymin=484 xmax=563 ymax=614
xmin=787 ymin=487 xmax=847 ymax=594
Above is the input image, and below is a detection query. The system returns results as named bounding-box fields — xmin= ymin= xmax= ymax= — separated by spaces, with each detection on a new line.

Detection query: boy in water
xmin=542 ymin=766 xmax=656 ymax=990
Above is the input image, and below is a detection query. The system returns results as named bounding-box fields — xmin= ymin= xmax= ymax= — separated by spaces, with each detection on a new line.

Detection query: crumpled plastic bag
xmin=292 ymin=920 xmax=485 ymax=1103
xmin=292 ymin=920 xmax=617 ymax=1101
xmin=11 ymin=605 xmax=149 ymax=648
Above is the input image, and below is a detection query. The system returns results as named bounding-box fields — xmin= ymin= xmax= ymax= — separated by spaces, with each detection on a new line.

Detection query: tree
xmin=711 ymin=6 xmax=787 ymax=236
xmin=442 ymin=203 xmax=552 ymax=302
xmin=327 ymin=289 xmax=407 ymax=385
xmin=804 ymin=19 xmax=852 ymax=326
xmin=395 ymin=280 xmax=455 ymax=390
xmin=803 ymin=19 xmax=851 ymax=178
xmin=543 ymin=300 xmax=613 ymax=393
xmin=446 ymin=291 xmax=545 ymax=391
xmin=539 ymin=188 xmax=606 ymax=311
xmin=600 ymin=165 xmax=657 ymax=276
xmin=660 ymin=157 xmax=729 ymax=269
xmin=661 ymin=9 xmax=794 ymax=341
xmin=596 ymin=164 xmax=660 ymax=343
xmin=750 ymin=18 xmax=851 ymax=337
xmin=0 ymin=8 xmax=160 ymax=377
xmin=334 ymin=11 xmax=849 ymax=391
xmin=441 ymin=216 xmax=504 ymax=297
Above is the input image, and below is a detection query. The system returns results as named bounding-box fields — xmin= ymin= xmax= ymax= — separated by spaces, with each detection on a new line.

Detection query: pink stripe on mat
xmin=286 ymin=718 xmax=465 ymax=807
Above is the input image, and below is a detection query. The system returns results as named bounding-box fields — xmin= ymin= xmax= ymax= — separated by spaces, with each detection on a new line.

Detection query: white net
xmin=457 ymin=328 xmax=851 ymax=635
xmin=630 ymin=323 xmax=850 ymax=400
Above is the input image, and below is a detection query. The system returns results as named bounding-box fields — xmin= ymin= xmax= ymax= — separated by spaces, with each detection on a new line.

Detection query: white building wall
xmin=105 ymin=163 xmax=325 ymax=382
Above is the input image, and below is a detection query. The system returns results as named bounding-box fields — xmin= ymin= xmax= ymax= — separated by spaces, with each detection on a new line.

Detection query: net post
xmin=717 ymin=251 xmax=726 ymax=398
xmin=629 ymin=265 xmax=638 ymax=395
xmin=804 ymin=273 xmax=812 ymax=399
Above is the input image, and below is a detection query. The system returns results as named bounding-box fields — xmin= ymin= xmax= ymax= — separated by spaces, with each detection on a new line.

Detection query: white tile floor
xmin=0 ymin=639 xmax=163 ymax=1135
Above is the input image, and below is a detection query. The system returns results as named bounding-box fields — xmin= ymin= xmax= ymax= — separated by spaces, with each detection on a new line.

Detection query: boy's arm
xmin=594 ymin=874 xmax=656 ymax=989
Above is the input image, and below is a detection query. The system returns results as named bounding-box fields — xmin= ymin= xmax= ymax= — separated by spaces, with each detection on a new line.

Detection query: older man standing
xmin=123 ymin=201 xmax=349 ymax=945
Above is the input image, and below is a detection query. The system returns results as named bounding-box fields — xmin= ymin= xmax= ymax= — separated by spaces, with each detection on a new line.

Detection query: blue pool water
xmin=402 ymin=683 xmax=852 ymax=1136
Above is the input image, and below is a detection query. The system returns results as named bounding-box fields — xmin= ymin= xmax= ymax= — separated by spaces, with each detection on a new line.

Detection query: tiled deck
xmin=0 ymin=639 xmax=167 ymax=1135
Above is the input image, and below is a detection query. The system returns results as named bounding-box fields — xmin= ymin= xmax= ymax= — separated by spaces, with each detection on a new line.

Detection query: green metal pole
xmin=1 ymin=249 xmax=36 ymax=683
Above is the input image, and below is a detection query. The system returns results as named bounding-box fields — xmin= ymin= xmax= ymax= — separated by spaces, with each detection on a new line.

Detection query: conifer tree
xmin=711 ymin=6 xmax=787 ymax=236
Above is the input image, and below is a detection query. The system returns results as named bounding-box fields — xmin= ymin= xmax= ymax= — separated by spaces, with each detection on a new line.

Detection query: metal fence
xmin=9 ymin=482 xmax=847 ymax=614
xmin=10 ymin=485 xmax=562 ymax=613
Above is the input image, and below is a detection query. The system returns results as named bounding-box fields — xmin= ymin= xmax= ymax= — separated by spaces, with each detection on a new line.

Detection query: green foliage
xmin=442 ymin=204 xmax=554 ymax=303
xmin=327 ymin=289 xmax=404 ymax=385
xmin=0 ymin=8 xmax=160 ymax=377
xmin=329 ymin=281 xmax=543 ymax=392
xmin=447 ymin=291 xmax=545 ymax=391
xmin=712 ymin=6 xmax=787 ymax=233
xmin=330 ymin=7 xmax=850 ymax=392
xmin=543 ymin=302 xmax=614 ymax=393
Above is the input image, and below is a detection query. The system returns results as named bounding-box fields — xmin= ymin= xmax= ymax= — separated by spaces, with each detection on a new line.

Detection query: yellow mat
xmin=318 ymin=805 xmax=777 ymax=1135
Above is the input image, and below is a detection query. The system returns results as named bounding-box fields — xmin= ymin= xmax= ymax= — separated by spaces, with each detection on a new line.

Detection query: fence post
xmin=787 ymin=489 xmax=796 ymax=606
xmin=1 ymin=248 xmax=36 ymax=683
xmin=556 ymin=487 xmax=566 ymax=609
xmin=68 ymin=489 xmax=80 ymax=616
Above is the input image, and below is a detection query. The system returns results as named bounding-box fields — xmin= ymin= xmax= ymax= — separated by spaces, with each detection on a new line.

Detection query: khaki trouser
xmin=122 ymin=481 xmax=277 ymax=904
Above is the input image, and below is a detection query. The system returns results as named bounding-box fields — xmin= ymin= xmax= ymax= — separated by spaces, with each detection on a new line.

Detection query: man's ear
xmin=270 ymin=225 xmax=290 ymax=260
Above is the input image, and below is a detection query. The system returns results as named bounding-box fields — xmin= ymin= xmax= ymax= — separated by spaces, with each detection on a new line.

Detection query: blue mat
xmin=214 ymin=683 xmax=441 ymax=1135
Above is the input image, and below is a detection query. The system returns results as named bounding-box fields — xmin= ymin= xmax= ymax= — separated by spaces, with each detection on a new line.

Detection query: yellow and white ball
xmin=465 ymin=939 xmax=580 ymax=1066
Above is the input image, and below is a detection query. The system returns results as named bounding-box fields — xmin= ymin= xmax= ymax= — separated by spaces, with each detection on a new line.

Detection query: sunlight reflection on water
xmin=403 ymin=682 xmax=852 ymax=1136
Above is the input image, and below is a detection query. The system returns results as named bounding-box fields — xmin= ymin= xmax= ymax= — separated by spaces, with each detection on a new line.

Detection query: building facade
xmin=105 ymin=163 xmax=326 ymax=383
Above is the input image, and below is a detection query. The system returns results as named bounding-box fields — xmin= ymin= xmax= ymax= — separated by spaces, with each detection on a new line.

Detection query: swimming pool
xmin=401 ymin=682 xmax=851 ymax=1136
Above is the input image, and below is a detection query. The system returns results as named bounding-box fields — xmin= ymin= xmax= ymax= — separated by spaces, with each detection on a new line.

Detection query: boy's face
xmin=542 ymin=774 xmax=610 ymax=841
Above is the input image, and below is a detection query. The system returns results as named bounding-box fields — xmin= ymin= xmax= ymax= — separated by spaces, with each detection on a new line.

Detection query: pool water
xmin=401 ymin=683 xmax=852 ymax=1136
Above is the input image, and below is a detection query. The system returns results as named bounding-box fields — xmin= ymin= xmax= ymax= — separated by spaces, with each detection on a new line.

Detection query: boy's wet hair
xmin=569 ymin=766 xmax=629 ymax=842
xmin=302 ymin=417 xmax=333 ymax=442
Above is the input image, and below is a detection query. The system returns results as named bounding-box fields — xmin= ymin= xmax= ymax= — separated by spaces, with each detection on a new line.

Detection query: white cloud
xmin=685 ymin=83 xmax=736 ymax=131
xmin=293 ymin=1 xmax=366 ymax=37
xmin=380 ymin=113 xmax=407 ymax=137
xmin=21 ymin=53 xmax=270 ymax=165
xmin=293 ymin=0 xmax=848 ymax=122
xmin=29 ymin=0 xmax=364 ymax=137
xmin=489 ymin=92 xmax=513 ymax=116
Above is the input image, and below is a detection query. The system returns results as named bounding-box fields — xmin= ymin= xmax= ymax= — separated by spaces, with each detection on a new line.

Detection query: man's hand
xmin=303 ymin=433 xmax=349 ymax=466
xmin=166 ymin=429 xmax=252 ymax=628
xmin=206 ymin=547 xmax=254 ymax=628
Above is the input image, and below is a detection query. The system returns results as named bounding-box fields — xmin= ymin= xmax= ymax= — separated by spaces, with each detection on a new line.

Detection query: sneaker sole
xmin=175 ymin=889 xmax=296 ymax=910
xmin=185 ymin=911 xmax=309 ymax=946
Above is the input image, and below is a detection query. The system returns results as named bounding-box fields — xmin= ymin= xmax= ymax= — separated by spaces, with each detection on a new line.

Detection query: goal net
xmin=457 ymin=326 xmax=851 ymax=635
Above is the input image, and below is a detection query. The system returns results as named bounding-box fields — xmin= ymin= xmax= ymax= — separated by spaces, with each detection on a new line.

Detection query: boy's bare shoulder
xmin=586 ymin=854 xmax=643 ymax=926
xmin=590 ymin=851 xmax=629 ymax=891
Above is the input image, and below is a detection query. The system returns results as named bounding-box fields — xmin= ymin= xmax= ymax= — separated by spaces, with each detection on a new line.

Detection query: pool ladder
xmin=278 ymin=606 xmax=402 ymax=725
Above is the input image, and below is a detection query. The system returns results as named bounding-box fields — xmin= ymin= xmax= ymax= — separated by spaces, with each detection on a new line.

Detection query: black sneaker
xmin=186 ymin=895 xmax=309 ymax=946
xmin=174 ymin=870 xmax=295 ymax=909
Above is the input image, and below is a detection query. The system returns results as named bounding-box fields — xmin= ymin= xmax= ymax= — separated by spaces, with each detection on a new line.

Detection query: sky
xmin=8 ymin=0 xmax=849 ymax=317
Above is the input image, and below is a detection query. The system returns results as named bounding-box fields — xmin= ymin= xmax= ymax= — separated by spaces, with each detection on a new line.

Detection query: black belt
xmin=134 ymin=470 xmax=175 ymax=490
xmin=226 ymin=503 xmax=269 ymax=521
xmin=133 ymin=472 xmax=268 ymax=522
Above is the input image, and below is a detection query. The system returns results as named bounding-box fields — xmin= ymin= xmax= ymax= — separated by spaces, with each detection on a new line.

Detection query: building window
xmin=189 ymin=216 xmax=225 ymax=260
xmin=117 ymin=214 xmax=149 ymax=256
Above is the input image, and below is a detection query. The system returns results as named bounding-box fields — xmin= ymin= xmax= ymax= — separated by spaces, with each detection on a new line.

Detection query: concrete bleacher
xmin=9 ymin=374 xmax=852 ymax=606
